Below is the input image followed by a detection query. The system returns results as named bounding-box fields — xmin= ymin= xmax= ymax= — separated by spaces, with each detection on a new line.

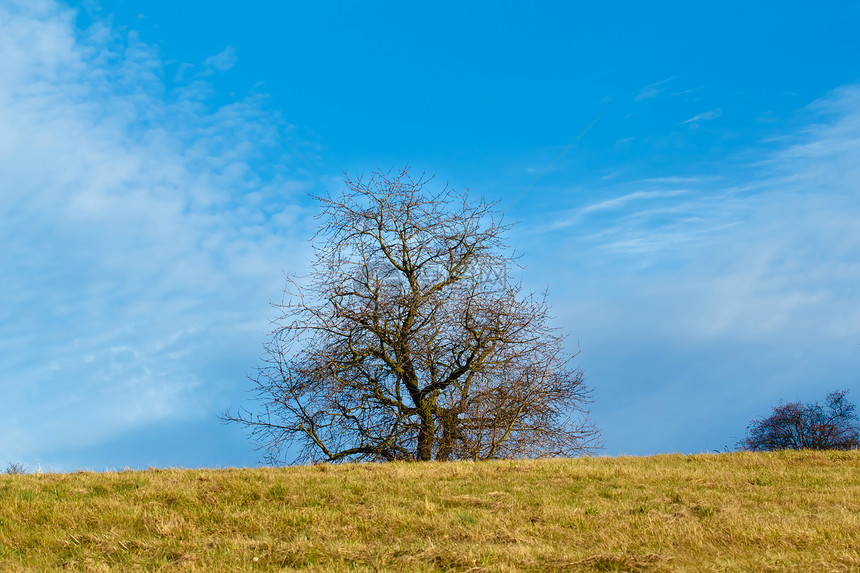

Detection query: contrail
xmin=506 ymin=109 xmax=606 ymax=212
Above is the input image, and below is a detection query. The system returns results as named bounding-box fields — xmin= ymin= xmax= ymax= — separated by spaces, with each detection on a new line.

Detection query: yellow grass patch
xmin=1 ymin=451 xmax=858 ymax=571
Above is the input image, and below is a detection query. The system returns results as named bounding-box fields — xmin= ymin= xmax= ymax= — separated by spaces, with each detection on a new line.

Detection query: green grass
xmin=1 ymin=451 xmax=859 ymax=571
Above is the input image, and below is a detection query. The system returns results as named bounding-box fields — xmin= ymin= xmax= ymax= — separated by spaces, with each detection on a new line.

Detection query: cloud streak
xmin=635 ymin=77 xmax=675 ymax=101
xmin=681 ymin=109 xmax=722 ymax=125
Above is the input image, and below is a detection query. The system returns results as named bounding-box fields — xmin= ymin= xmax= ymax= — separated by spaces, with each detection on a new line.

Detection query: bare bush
xmin=4 ymin=462 xmax=29 ymax=475
xmin=738 ymin=389 xmax=860 ymax=451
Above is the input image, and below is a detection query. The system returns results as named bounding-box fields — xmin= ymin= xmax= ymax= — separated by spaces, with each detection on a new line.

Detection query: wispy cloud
xmin=0 ymin=2 xmax=314 ymax=467
xmin=671 ymin=87 xmax=702 ymax=97
xmin=548 ymin=189 xmax=693 ymax=232
xmin=530 ymin=85 xmax=860 ymax=453
xmin=681 ymin=108 xmax=722 ymax=126
xmin=204 ymin=46 xmax=238 ymax=73
xmin=635 ymin=77 xmax=675 ymax=101
xmin=581 ymin=190 xmax=690 ymax=215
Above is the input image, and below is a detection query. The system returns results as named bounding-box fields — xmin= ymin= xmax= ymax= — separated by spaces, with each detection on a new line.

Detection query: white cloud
xmin=0 ymin=2 xmax=314 ymax=466
xmin=204 ymin=46 xmax=238 ymax=73
xmin=548 ymin=189 xmax=694 ymax=232
xmin=579 ymin=190 xmax=690 ymax=215
xmin=681 ymin=108 xmax=722 ymax=125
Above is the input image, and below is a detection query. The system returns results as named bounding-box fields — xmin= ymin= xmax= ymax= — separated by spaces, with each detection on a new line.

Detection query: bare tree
xmin=738 ymin=389 xmax=860 ymax=451
xmin=225 ymin=167 xmax=600 ymax=464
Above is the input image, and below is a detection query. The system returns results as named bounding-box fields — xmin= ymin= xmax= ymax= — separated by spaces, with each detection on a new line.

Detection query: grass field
xmin=1 ymin=450 xmax=858 ymax=571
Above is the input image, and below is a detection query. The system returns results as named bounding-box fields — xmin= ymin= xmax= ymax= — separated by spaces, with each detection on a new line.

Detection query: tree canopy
xmin=738 ymin=389 xmax=859 ymax=451
xmin=226 ymin=167 xmax=600 ymax=463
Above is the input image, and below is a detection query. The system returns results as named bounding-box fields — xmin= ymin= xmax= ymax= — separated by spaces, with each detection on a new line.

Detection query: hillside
xmin=1 ymin=451 xmax=858 ymax=571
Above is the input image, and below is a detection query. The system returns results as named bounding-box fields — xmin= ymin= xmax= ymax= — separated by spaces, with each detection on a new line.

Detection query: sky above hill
xmin=2 ymin=0 xmax=859 ymax=470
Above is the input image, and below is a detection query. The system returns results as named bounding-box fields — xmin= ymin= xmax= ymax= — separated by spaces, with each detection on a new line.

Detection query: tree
xmin=225 ymin=167 xmax=600 ymax=464
xmin=738 ymin=390 xmax=860 ymax=451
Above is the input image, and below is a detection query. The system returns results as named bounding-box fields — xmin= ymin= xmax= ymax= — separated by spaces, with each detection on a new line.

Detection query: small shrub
xmin=4 ymin=462 xmax=28 ymax=475
xmin=739 ymin=390 xmax=860 ymax=451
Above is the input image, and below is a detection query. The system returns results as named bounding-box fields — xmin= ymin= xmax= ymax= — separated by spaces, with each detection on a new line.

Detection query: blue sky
xmin=2 ymin=0 xmax=859 ymax=470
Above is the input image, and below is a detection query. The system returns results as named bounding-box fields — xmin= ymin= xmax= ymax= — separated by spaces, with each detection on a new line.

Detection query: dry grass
xmin=1 ymin=450 xmax=858 ymax=571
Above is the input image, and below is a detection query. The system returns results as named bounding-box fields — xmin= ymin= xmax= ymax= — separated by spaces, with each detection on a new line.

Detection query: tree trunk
xmin=435 ymin=410 xmax=458 ymax=462
xmin=416 ymin=401 xmax=435 ymax=461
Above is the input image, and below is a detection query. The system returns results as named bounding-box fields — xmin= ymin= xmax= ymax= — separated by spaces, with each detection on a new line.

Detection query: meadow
xmin=0 ymin=450 xmax=858 ymax=572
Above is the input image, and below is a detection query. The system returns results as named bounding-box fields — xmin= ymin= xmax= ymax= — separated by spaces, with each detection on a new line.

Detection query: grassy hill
xmin=1 ymin=451 xmax=858 ymax=571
